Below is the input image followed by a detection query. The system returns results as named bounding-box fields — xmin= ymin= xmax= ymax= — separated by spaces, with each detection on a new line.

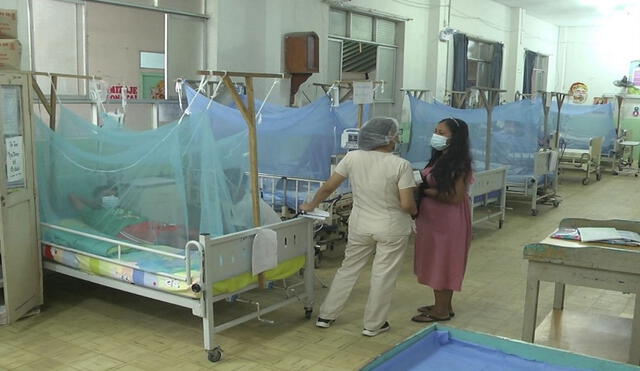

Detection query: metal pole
xmin=49 ymin=75 xmax=58 ymax=130
xmin=553 ymin=93 xmax=567 ymax=149
xmin=616 ymin=95 xmax=624 ymax=135
xmin=476 ymin=89 xmax=492 ymax=171
xmin=539 ymin=91 xmax=550 ymax=148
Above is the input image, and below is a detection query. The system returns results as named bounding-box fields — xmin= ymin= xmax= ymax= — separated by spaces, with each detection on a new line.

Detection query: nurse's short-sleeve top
xmin=334 ymin=150 xmax=415 ymax=235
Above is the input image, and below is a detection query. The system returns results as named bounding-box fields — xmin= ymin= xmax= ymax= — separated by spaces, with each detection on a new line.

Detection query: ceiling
xmin=491 ymin=0 xmax=640 ymax=26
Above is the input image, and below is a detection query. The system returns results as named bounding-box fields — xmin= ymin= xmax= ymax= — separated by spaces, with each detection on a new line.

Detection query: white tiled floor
xmin=1 ymin=172 xmax=639 ymax=370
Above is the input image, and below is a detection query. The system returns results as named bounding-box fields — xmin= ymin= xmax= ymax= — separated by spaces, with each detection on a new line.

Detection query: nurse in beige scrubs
xmin=300 ymin=117 xmax=417 ymax=337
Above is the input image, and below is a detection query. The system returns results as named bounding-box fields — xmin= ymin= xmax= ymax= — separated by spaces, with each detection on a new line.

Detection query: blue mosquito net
xmin=402 ymin=95 xmax=543 ymax=177
xmin=36 ymin=105 xmax=255 ymax=254
xmin=184 ymin=85 xmax=369 ymax=180
xmin=549 ymin=102 xmax=616 ymax=154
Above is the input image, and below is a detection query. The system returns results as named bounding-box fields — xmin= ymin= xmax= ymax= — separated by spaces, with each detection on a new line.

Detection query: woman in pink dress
xmin=412 ymin=117 xmax=472 ymax=322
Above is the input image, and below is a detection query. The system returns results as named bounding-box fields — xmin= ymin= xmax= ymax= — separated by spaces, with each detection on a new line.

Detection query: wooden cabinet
xmin=0 ymin=72 xmax=43 ymax=325
xmin=284 ymin=32 xmax=319 ymax=104
xmin=285 ymin=32 xmax=319 ymax=74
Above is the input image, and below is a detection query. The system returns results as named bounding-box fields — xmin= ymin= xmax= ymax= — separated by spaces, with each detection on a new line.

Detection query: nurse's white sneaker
xmin=316 ymin=317 xmax=335 ymax=328
xmin=362 ymin=321 xmax=390 ymax=337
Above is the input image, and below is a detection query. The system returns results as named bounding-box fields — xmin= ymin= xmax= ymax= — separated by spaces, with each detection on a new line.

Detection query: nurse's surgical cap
xmin=358 ymin=116 xmax=400 ymax=150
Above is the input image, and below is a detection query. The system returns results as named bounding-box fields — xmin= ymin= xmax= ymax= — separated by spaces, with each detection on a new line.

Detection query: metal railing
xmin=41 ymin=222 xmax=203 ymax=284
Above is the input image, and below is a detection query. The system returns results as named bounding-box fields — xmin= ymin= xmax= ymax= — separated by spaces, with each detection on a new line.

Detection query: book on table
xmin=550 ymin=227 xmax=640 ymax=247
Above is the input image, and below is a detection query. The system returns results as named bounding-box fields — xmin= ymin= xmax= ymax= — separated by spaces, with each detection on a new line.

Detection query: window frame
xmin=29 ymin=0 xmax=207 ymax=100
xmin=466 ymin=38 xmax=494 ymax=90
xmin=530 ymin=54 xmax=549 ymax=94
xmin=328 ymin=7 xmax=399 ymax=102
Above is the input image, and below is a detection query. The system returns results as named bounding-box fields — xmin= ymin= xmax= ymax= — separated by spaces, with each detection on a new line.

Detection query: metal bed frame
xmin=40 ymin=217 xmax=315 ymax=363
xmin=505 ymin=149 xmax=560 ymax=216
xmin=469 ymin=167 xmax=507 ymax=228
xmin=557 ymin=136 xmax=604 ymax=185
xmin=258 ymin=173 xmax=351 ymax=266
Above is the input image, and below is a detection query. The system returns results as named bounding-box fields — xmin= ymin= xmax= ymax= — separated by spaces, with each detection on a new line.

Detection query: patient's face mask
xmin=430 ymin=133 xmax=449 ymax=151
xmin=102 ymin=195 xmax=120 ymax=209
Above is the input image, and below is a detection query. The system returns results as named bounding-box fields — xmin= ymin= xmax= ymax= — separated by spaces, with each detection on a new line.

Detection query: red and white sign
xmin=108 ymin=85 xmax=138 ymax=100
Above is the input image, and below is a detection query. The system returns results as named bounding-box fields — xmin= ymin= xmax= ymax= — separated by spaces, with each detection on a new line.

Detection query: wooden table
xmin=522 ymin=218 xmax=640 ymax=365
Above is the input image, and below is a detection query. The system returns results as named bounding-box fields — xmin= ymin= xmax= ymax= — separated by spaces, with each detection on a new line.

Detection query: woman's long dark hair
xmin=425 ymin=118 xmax=472 ymax=196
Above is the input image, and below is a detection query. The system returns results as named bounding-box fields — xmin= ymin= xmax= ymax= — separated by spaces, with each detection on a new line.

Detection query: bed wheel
xmin=596 ymin=173 xmax=602 ymax=181
xmin=304 ymin=307 xmax=313 ymax=319
xmin=635 ymin=174 xmax=639 ymax=178
xmin=552 ymin=200 xmax=560 ymax=208
xmin=531 ymin=209 xmax=538 ymax=216
xmin=498 ymin=220 xmax=504 ymax=229
xmin=582 ymin=178 xmax=590 ymax=185
xmin=207 ymin=347 xmax=223 ymax=362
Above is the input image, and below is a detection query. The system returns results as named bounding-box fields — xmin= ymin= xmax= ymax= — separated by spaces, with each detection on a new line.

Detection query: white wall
xmin=205 ymin=0 xmax=326 ymax=107
xmin=86 ymin=2 xmax=164 ymax=89
xmin=557 ymin=21 xmax=640 ymax=99
xmin=8 ymin=0 xmax=567 ymax=113
xmin=444 ymin=0 xmax=558 ymax=101
xmin=206 ymin=0 xmax=429 ymax=116
xmin=449 ymin=0 xmax=512 ymax=42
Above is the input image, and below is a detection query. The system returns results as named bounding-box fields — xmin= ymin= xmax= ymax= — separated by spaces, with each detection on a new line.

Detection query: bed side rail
xmin=469 ymin=167 xmax=507 ymax=196
xmin=589 ymin=136 xmax=604 ymax=164
xmin=202 ymin=218 xmax=313 ymax=283
xmin=534 ymin=150 xmax=557 ymax=176
xmin=258 ymin=173 xmax=324 ymax=213
xmin=40 ymin=222 xmax=203 ymax=284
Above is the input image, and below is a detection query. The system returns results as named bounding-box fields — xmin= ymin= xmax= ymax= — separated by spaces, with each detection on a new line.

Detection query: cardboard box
xmin=0 ymin=9 xmax=17 ymax=39
xmin=0 ymin=39 xmax=21 ymax=70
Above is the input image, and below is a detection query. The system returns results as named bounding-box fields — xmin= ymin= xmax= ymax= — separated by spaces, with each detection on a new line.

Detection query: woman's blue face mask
xmin=430 ymin=133 xmax=449 ymax=151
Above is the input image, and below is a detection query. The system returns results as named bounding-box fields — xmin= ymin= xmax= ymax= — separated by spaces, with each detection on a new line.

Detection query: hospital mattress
xmin=42 ymin=219 xmax=305 ymax=298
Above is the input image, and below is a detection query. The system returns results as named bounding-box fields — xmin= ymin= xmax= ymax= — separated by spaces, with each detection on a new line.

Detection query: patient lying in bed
xmin=69 ymin=185 xmax=188 ymax=246
xmin=69 ymin=178 xmax=281 ymax=247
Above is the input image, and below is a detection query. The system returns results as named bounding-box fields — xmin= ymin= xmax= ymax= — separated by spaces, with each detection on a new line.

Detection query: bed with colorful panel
xmin=41 ymin=216 xmax=315 ymax=363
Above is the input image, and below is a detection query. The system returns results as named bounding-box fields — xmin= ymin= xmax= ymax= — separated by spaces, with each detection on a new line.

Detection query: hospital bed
xmin=468 ymin=167 xmax=507 ymax=228
xmin=557 ymin=136 xmax=604 ymax=185
xmin=412 ymin=163 xmax=508 ymax=228
xmin=503 ymin=149 xmax=560 ymax=216
xmin=258 ymin=173 xmax=352 ymax=267
xmin=40 ymin=216 xmax=315 ymax=363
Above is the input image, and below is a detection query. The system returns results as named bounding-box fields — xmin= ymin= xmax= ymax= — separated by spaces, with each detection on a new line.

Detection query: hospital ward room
xmin=2 ymin=1 xmax=640 ymax=370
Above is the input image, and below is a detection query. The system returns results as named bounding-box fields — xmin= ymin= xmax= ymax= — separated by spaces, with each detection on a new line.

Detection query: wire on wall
xmin=391 ymin=0 xmax=447 ymax=10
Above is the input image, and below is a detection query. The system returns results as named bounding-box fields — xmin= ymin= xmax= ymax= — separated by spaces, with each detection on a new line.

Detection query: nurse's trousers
xmin=319 ymin=230 xmax=410 ymax=331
